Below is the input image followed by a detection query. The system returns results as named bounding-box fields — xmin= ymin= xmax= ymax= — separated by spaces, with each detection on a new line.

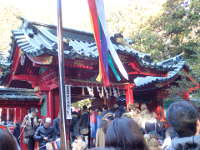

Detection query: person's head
xmin=103 ymin=113 xmax=115 ymax=122
xmin=140 ymin=104 xmax=148 ymax=111
xmin=76 ymin=135 xmax=84 ymax=141
xmin=105 ymin=117 xmax=149 ymax=150
xmin=167 ymin=100 xmax=199 ymax=137
xmin=0 ymin=129 xmax=19 ymax=150
xmin=29 ymin=107 xmax=38 ymax=117
xmin=90 ymin=107 xmax=95 ymax=113
xmin=15 ymin=123 xmax=20 ymax=128
xmin=44 ymin=117 xmax=52 ymax=128
xmin=127 ymin=104 xmax=134 ymax=112
xmin=134 ymin=102 xmax=140 ymax=108
xmin=113 ymin=104 xmax=119 ymax=109
xmin=96 ymin=108 xmax=102 ymax=115
xmin=103 ymin=105 xmax=108 ymax=111
xmin=101 ymin=113 xmax=115 ymax=133
xmin=82 ymin=105 xmax=87 ymax=112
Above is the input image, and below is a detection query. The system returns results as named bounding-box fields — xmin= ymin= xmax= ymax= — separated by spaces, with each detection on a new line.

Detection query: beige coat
xmin=22 ymin=114 xmax=39 ymax=144
xmin=95 ymin=128 xmax=105 ymax=147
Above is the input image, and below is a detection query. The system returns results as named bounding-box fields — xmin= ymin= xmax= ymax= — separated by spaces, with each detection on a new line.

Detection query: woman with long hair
xmin=0 ymin=129 xmax=20 ymax=150
xmin=105 ymin=117 xmax=149 ymax=150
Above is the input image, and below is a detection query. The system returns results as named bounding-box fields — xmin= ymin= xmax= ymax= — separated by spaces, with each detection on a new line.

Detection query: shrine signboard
xmin=65 ymin=85 xmax=72 ymax=119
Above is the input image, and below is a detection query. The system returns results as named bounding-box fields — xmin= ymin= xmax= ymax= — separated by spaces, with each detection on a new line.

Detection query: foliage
xmin=0 ymin=4 xmax=21 ymax=51
xmin=133 ymin=0 xmax=200 ymax=72
xmin=108 ymin=0 xmax=200 ymax=97
xmin=108 ymin=0 xmax=200 ymax=73
xmin=167 ymin=72 xmax=196 ymax=98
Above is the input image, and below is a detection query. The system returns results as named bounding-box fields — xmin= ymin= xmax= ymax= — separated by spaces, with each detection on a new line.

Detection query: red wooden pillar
xmin=125 ymin=84 xmax=134 ymax=105
xmin=182 ymin=92 xmax=190 ymax=100
xmin=15 ymin=108 xmax=21 ymax=123
xmin=47 ymin=90 xmax=54 ymax=119
xmin=0 ymin=108 xmax=2 ymax=122
xmin=54 ymin=90 xmax=60 ymax=118
xmin=155 ymin=101 xmax=165 ymax=121
xmin=21 ymin=108 xmax=28 ymax=121
xmin=13 ymin=108 xmax=16 ymax=123
xmin=1 ymin=108 xmax=6 ymax=122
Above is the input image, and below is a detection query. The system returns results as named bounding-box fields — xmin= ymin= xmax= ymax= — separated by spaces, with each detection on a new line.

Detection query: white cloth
xmin=163 ymin=135 xmax=200 ymax=150
xmin=162 ymin=137 xmax=172 ymax=150
xmin=72 ymin=138 xmax=87 ymax=150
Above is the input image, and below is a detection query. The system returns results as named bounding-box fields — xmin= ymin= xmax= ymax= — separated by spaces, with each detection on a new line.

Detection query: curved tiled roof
xmin=11 ymin=19 xmax=185 ymax=74
xmin=134 ymin=54 xmax=186 ymax=88
xmin=12 ymin=20 xmax=150 ymax=62
xmin=0 ymin=87 xmax=40 ymax=100
xmin=0 ymin=19 xmax=187 ymax=88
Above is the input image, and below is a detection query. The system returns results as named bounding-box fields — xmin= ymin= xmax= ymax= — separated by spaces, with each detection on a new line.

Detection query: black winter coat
xmin=34 ymin=126 xmax=56 ymax=150
xmin=53 ymin=118 xmax=60 ymax=137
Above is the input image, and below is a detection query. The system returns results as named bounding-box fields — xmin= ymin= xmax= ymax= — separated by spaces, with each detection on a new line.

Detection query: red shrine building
xmin=0 ymin=18 xmax=198 ymax=123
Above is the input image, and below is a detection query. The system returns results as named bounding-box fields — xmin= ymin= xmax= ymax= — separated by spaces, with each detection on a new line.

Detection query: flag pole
xmin=57 ymin=0 xmax=70 ymax=150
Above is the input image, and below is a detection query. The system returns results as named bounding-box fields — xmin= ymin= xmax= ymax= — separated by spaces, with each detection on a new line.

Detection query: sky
xmin=0 ymin=0 xmax=131 ymax=32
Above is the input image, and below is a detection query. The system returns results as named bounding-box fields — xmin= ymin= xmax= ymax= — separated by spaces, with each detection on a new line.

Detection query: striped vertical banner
xmin=88 ymin=0 xmax=128 ymax=86
xmin=88 ymin=0 xmax=110 ymax=86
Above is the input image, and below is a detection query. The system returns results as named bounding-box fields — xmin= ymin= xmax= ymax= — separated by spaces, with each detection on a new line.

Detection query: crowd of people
xmin=0 ymin=99 xmax=200 ymax=150
xmin=66 ymin=100 xmax=200 ymax=150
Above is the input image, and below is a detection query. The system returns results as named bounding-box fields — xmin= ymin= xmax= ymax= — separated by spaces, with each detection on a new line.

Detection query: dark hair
xmin=82 ymin=105 xmax=87 ymax=111
xmin=127 ymin=104 xmax=134 ymax=111
xmin=167 ymin=100 xmax=199 ymax=137
xmin=29 ymin=107 xmax=37 ymax=113
xmin=0 ymin=129 xmax=19 ymax=150
xmin=103 ymin=105 xmax=108 ymax=110
xmin=97 ymin=107 xmax=103 ymax=112
xmin=105 ymin=117 xmax=149 ymax=150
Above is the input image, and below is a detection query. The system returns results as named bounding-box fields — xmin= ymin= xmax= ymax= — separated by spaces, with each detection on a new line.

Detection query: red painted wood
xmin=128 ymin=72 xmax=163 ymax=76
xmin=0 ymin=101 xmax=39 ymax=107
xmin=125 ymin=84 xmax=134 ymax=105
xmin=128 ymin=62 xmax=166 ymax=77
xmin=182 ymin=92 xmax=190 ymax=100
xmin=15 ymin=108 xmax=21 ymax=123
xmin=33 ymin=59 xmax=95 ymax=70
xmin=47 ymin=90 xmax=54 ymax=118
xmin=38 ymin=68 xmax=58 ymax=91
xmin=13 ymin=108 xmax=16 ymax=123
xmin=54 ymin=90 xmax=60 ymax=118
xmin=12 ymin=74 xmax=38 ymax=87
xmin=6 ymin=47 xmax=21 ymax=86
xmin=155 ymin=103 xmax=165 ymax=121
xmin=189 ymin=85 xmax=200 ymax=94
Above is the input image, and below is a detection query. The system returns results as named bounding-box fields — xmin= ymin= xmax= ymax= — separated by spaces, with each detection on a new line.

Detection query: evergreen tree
xmin=132 ymin=0 xmax=200 ymax=73
xmin=134 ymin=0 xmax=200 ymax=97
xmin=107 ymin=0 xmax=200 ymax=97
